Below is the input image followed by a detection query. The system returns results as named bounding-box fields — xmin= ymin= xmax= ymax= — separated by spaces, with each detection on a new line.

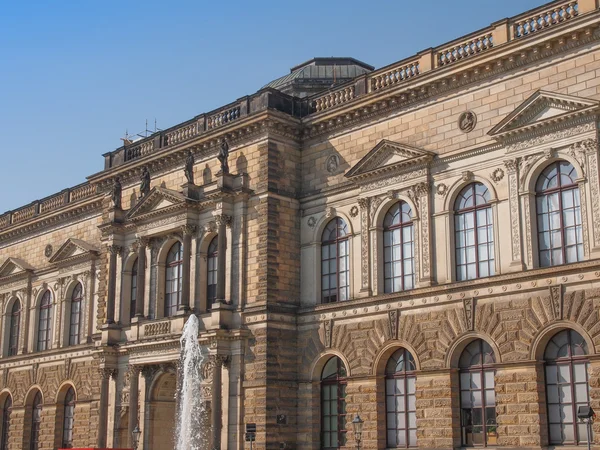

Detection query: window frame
xmin=459 ymin=339 xmax=498 ymax=448
xmin=130 ymin=257 xmax=138 ymax=320
xmin=544 ymin=329 xmax=591 ymax=446
xmin=62 ymin=387 xmax=75 ymax=449
xmin=37 ymin=291 xmax=53 ymax=352
xmin=8 ymin=301 xmax=20 ymax=357
xmin=165 ymin=242 xmax=183 ymax=317
xmin=69 ymin=284 xmax=83 ymax=346
xmin=383 ymin=202 xmax=415 ymax=293
xmin=385 ymin=348 xmax=417 ymax=448
xmin=206 ymin=236 xmax=218 ymax=308
xmin=321 ymin=357 xmax=348 ymax=450
xmin=321 ymin=218 xmax=350 ymax=304
xmin=454 ymin=183 xmax=495 ymax=282
xmin=0 ymin=396 xmax=11 ymax=450
xmin=30 ymin=391 xmax=42 ymax=450
xmin=535 ymin=161 xmax=583 ymax=268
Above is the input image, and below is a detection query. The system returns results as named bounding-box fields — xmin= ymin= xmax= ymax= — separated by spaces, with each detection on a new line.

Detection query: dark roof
xmin=262 ymin=57 xmax=374 ymax=92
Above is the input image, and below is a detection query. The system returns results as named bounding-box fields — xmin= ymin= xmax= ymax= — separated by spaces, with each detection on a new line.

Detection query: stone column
xmin=98 ymin=368 xmax=116 ymax=448
xmin=505 ymin=159 xmax=525 ymax=269
xmin=127 ymin=365 xmax=140 ymax=447
xmin=179 ymin=225 xmax=195 ymax=312
xmin=583 ymin=139 xmax=600 ymax=254
xmin=358 ymin=198 xmax=371 ymax=295
xmin=215 ymin=215 xmax=230 ymax=304
xmin=211 ymin=355 xmax=229 ymax=450
xmin=106 ymin=245 xmax=121 ymax=324
xmin=135 ymin=238 xmax=148 ymax=319
xmin=414 ymin=182 xmax=432 ymax=286
xmin=140 ymin=366 xmax=158 ymax=450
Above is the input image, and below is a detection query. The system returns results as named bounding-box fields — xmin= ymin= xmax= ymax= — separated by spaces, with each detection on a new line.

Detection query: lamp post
xmin=352 ymin=414 xmax=364 ymax=450
xmin=577 ymin=406 xmax=595 ymax=450
xmin=132 ymin=424 xmax=141 ymax=450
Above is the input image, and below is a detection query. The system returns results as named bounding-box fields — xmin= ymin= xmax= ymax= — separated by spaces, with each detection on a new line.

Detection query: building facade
xmin=2 ymin=1 xmax=600 ymax=449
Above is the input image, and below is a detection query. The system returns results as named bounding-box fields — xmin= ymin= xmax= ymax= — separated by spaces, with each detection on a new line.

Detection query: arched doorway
xmin=148 ymin=372 xmax=177 ymax=450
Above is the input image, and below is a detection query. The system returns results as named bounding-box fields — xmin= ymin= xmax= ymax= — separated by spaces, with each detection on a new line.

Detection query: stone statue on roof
xmin=184 ymin=150 xmax=195 ymax=184
xmin=140 ymin=167 xmax=151 ymax=197
xmin=218 ymin=138 xmax=229 ymax=174
xmin=111 ymin=177 xmax=122 ymax=209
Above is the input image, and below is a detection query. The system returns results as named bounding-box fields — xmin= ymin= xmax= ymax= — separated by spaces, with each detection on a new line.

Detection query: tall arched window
xmin=544 ymin=329 xmax=590 ymax=445
xmin=384 ymin=202 xmax=415 ymax=293
xmin=130 ymin=258 xmax=138 ymax=319
xmin=62 ymin=387 xmax=75 ymax=449
xmin=165 ymin=242 xmax=183 ymax=317
xmin=69 ymin=284 xmax=82 ymax=346
xmin=321 ymin=356 xmax=347 ymax=449
xmin=455 ymin=183 xmax=494 ymax=281
xmin=30 ymin=391 xmax=42 ymax=450
xmin=321 ymin=218 xmax=350 ymax=303
xmin=536 ymin=161 xmax=583 ymax=267
xmin=8 ymin=301 xmax=20 ymax=357
xmin=459 ymin=339 xmax=497 ymax=447
xmin=0 ymin=395 xmax=12 ymax=450
xmin=37 ymin=291 xmax=53 ymax=352
xmin=207 ymin=236 xmax=218 ymax=307
xmin=386 ymin=349 xmax=417 ymax=448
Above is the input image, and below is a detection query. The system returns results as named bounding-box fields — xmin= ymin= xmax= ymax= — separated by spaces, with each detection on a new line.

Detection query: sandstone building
xmin=2 ymin=1 xmax=600 ymax=449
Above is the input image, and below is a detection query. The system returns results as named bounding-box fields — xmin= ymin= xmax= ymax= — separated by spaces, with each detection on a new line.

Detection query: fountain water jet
xmin=175 ymin=314 xmax=207 ymax=450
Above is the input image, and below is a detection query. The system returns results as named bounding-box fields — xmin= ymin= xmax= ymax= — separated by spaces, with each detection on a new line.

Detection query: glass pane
xmin=549 ymin=404 xmax=561 ymax=423
xmin=485 ymin=390 xmax=495 ymax=406
xmin=575 ymin=383 xmax=589 ymax=404
xmin=558 ymin=365 xmax=571 ymax=383
xmin=574 ymin=363 xmax=588 ymax=383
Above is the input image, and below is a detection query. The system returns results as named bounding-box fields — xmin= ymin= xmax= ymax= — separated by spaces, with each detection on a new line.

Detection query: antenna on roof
xmin=120 ymin=129 xmax=133 ymax=146
xmin=332 ymin=63 xmax=337 ymax=87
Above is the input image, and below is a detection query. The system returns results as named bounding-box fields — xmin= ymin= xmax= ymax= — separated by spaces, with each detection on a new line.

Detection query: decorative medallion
xmin=491 ymin=168 xmax=505 ymax=183
xmin=326 ymin=155 xmax=339 ymax=174
xmin=349 ymin=206 xmax=359 ymax=218
xmin=436 ymin=183 xmax=448 ymax=197
xmin=307 ymin=217 xmax=316 ymax=228
xmin=458 ymin=111 xmax=477 ymax=133
xmin=44 ymin=244 xmax=53 ymax=258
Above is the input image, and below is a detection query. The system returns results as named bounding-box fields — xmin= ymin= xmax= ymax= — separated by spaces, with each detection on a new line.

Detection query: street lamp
xmin=577 ymin=406 xmax=595 ymax=450
xmin=352 ymin=414 xmax=364 ymax=450
xmin=132 ymin=424 xmax=141 ymax=450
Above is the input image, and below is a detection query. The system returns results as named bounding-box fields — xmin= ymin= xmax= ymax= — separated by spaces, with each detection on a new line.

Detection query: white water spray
xmin=176 ymin=314 xmax=207 ymax=450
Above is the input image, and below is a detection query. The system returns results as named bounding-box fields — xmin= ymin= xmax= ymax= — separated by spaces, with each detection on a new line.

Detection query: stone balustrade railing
xmin=513 ymin=0 xmax=579 ymax=38
xmin=370 ymin=60 xmax=420 ymax=92
xmin=144 ymin=321 xmax=171 ymax=337
xmin=40 ymin=193 xmax=67 ymax=214
xmin=0 ymin=183 xmax=99 ymax=231
xmin=165 ymin=121 xmax=200 ymax=146
xmin=125 ymin=139 xmax=155 ymax=162
xmin=312 ymin=86 xmax=356 ymax=112
xmin=207 ymin=105 xmax=241 ymax=130
xmin=70 ymin=184 xmax=96 ymax=202
xmin=438 ymin=33 xmax=494 ymax=66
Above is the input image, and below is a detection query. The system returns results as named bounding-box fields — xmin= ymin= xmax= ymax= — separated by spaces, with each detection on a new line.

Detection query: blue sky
xmin=0 ymin=0 xmax=543 ymax=212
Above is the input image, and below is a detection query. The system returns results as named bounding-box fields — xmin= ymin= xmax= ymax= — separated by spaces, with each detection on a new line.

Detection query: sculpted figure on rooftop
xmin=218 ymin=138 xmax=229 ymax=174
xmin=140 ymin=166 xmax=151 ymax=197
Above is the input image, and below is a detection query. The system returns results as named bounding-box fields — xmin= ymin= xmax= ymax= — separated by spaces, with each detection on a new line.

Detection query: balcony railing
xmin=513 ymin=0 xmax=579 ymax=38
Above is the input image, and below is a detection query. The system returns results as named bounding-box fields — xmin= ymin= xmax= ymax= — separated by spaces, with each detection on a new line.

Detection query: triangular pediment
xmin=489 ymin=90 xmax=600 ymax=137
xmin=0 ymin=257 xmax=35 ymax=279
xmin=49 ymin=238 xmax=99 ymax=265
xmin=127 ymin=187 xmax=188 ymax=220
xmin=345 ymin=140 xmax=435 ymax=180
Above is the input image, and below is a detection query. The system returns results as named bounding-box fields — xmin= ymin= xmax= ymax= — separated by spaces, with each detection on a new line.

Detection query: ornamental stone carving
xmin=491 ymin=168 xmax=505 ymax=183
xmin=435 ymin=183 xmax=448 ymax=197
xmin=326 ymin=155 xmax=339 ymax=174
xmin=458 ymin=111 xmax=477 ymax=133
xmin=324 ymin=319 xmax=333 ymax=348
xmin=550 ymin=285 xmax=563 ymax=320
xmin=349 ymin=206 xmax=359 ymax=218
xmin=463 ymin=298 xmax=475 ymax=331
xmin=388 ymin=310 xmax=399 ymax=340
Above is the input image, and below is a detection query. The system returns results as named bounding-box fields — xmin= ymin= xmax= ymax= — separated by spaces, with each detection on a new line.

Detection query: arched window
xmin=37 ymin=291 xmax=53 ymax=352
xmin=321 ymin=218 xmax=350 ymax=303
xmin=384 ymin=202 xmax=415 ymax=293
xmin=165 ymin=242 xmax=183 ymax=317
xmin=8 ymin=301 xmax=20 ymax=357
xmin=544 ymin=329 xmax=590 ymax=445
xmin=459 ymin=339 xmax=497 ymax=447
xmin=30 ymin=391 xmax=42 ymax=450
xmin=321 ymin=356 xmax=347 ymax=449
xmin=130 ymin=258 xmax=138 ymax=319
xmin=207 ymin=236 xmax=218 ymax=307
xmin=62 ymin=387 xmax=75 ymax=448
xmin=385 ymin=349 xmax=417 ymax=448
xmin=69 ymin=284 xmax=82 ymax=346
xmin=0 ymin=395 xmax=12 ymax=450
xmin=455 ymin=183 xmax=494 ymax=281
xmin=536 ymin=161 xmax=583 ymax=267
